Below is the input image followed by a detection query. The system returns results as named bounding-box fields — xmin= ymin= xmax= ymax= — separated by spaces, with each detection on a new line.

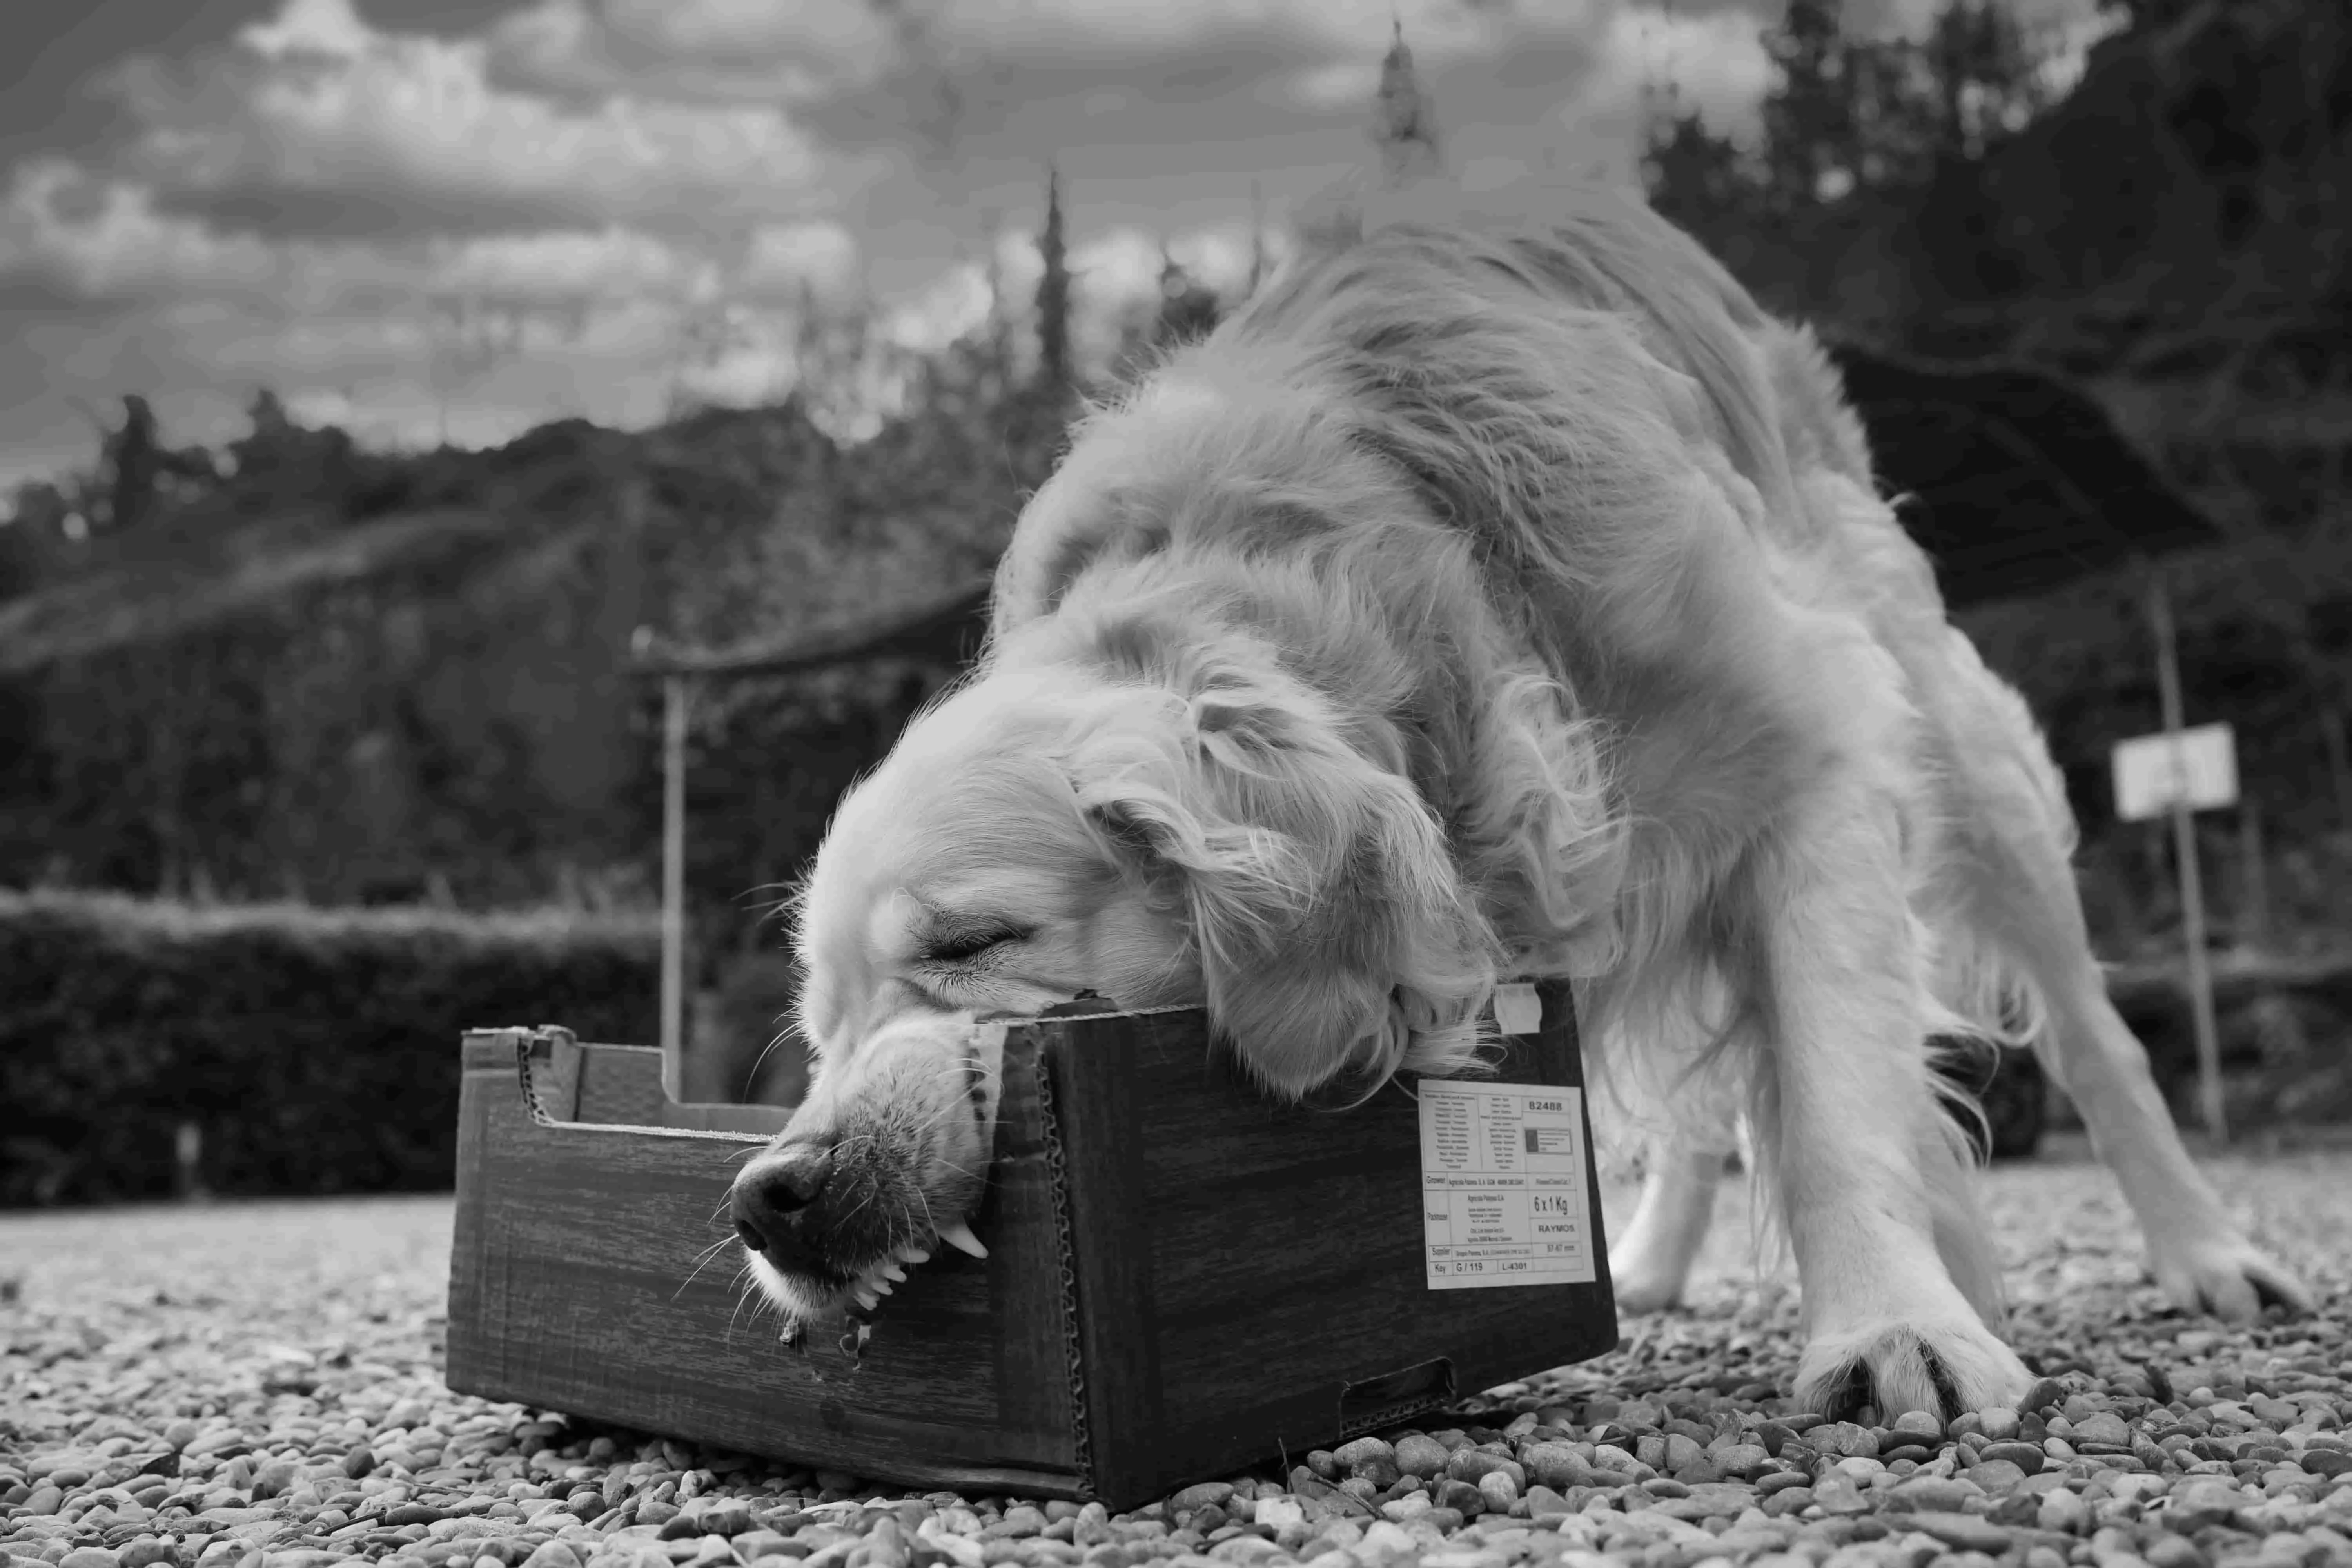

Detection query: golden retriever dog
xmin=728 ymin=176 xmax=2310 ymax=1419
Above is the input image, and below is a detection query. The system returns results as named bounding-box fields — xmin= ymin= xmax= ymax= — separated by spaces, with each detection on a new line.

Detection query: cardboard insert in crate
xmin=445 ymin=979 xmax=1618 ymax=1509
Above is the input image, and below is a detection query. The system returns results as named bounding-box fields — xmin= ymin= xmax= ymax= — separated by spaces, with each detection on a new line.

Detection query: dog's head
xmin=729 ymin=631 xmax=1499 ymax=1316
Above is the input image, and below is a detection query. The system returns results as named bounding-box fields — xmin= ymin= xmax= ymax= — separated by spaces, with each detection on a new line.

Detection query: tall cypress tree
xmin=1033 ymin=162 xmax=1073 ymax=408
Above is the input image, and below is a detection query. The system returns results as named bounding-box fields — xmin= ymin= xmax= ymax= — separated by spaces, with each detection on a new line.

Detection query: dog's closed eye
xmin=920 ymin=927 xmax=1029 ymax=966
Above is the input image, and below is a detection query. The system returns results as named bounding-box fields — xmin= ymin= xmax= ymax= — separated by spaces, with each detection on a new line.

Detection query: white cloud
xmin=883 ymin=263 xmax=994 ymax=358
xmin=673 ymin=322 xmax=800 ymax=408
xmin=429 ymin=228 xmax=717 ymax=310
xmin=740 ymin=220 xmax=865 ymax=308
xmin=110 ymin=0 xmax=841 ymax=231
xmin=503 ymin=0 xmax=1610 ymax=119
xmin=0 ymin=155 xmax=726 ymax=327
xmin=2 ymin=0 xmax=1864 ymax=486
xmin=597 ymin=0 xmax=895 ymax=82
xmin=197 ymin=310 xmax=432 ymax=380
xmin=1278 ymin=58 xmax=1385 ymax=114
xmin=239 ymin=0 xmax=374 ymax=60
xmin=935 ymin=0 xmax=1599 ymax=71
xmin=0 ymin=160 xmax=281 ymax=301
xmin=490 ymin=0 xmax=843 ymax=105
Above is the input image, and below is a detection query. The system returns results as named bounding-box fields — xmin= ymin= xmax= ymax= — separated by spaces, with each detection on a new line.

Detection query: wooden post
xmin=2321 ymin=704 xmax=2352 ymax=839
xmin=174 ymin=1121 xmax=204 ymax=1204
xmin=661 ymin=674 xmax=689 ymax=1103
xmin=2147 ymin=565 xmax=2227 ymax=1143
xmin=2237 ymin=795 xmax=2269 ymax=956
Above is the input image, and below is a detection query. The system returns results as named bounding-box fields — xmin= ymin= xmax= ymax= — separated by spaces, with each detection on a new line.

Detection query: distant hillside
xmin=0 ymin=381 xmax=1033 ymax=922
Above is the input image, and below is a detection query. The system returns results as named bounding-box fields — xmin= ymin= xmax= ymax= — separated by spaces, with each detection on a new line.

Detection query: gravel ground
xmin=5 ymin=1134 xmax=2350 ymax=1568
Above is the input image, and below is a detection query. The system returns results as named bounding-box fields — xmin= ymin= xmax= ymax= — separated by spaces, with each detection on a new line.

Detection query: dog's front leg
xmin=1759 ymin=786 xmax=2034 ymax=1421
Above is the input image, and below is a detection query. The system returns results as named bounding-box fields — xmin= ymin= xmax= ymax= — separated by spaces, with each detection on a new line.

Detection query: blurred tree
xmin=1694 ymin=0 xmax=2051 ymax=218
xmin=107 ymin=395 xmax=163 ymax=534
xmin=1643 ymin=0 xmax=2056 ymax=317
xmin=0 ymin=518 xmax=44 ymax=604
xmin=1639 ymin=82 xmax=1762 ymax=252
xmin=224 ymin=388 xmax=363 ymax=518
xmin=1759 ymin=0 xmax=1858 ymax=213
xmin=1921 ymin=0 xmax=2054 ymax=159
xmin=2097 ymin=0 xmax=2206 ymax=35
xmin=0 ymin=481 xmax=74 ymax=601
xmin=1153 ymin=243 xmax=1223 ymax=348
xmin=96 ymin=396 xmax=217 ymax=535
xmin=1373 ymin=19 xmax=1444 ymax=187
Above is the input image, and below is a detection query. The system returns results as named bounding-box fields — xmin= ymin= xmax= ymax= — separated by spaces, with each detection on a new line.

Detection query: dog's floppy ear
xmin=1075 ymin=675 xmax=1497 ymax=1100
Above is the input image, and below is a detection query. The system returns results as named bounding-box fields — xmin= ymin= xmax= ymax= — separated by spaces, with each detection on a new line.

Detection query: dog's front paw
xmin=2145 ymin=1232 xmax=2313 ymax=1322
xmin=1795 ymin=1316 xmax=2033 ymax=1423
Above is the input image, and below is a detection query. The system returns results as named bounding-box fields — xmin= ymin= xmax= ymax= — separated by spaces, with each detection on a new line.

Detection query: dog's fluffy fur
xmin=737 ymin=176 xmax=2310 ymax=1416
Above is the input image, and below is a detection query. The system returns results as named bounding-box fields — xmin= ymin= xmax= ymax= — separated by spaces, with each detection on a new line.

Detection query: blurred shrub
xmin=0 ymin=890 xmax=660 ymax=1207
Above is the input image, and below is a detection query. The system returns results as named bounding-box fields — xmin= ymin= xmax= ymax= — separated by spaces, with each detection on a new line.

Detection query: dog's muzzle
xmin=728 ymin=1136 xmax=990 ymax=1312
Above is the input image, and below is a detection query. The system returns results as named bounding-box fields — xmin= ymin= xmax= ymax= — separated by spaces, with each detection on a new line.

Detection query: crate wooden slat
xmin=445 ymin=980 xmax=1617 ymax=1508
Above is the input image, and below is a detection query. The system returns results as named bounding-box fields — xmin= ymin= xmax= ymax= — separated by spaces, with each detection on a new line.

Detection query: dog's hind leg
xmin=1608 ymin=1140 xmax=1728 ymax=1312
xmin=1955 ymin=838 xmax=2308 ymax=1312
xmin=1941 ymin=656 xmax=2311 ymax=1320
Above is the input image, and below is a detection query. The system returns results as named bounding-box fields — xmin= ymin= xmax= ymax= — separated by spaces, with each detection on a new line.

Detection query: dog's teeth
xmin=869 ymin=1277 xmax=894 ymax=1297
xmin=895 ymin=1245 xmax=931 ymax=1265
xmin=938 ymin=1218 xmax=988 ymax=1259
xmin=879 ymin=1261 xmax=907 ymax=1283
xmin=852 ymin=1286 xmax=879 ymax=1311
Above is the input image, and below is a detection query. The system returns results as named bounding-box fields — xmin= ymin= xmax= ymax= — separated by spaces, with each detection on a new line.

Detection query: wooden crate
xmin=445 ymin=980 xmax=1618 ymax=1510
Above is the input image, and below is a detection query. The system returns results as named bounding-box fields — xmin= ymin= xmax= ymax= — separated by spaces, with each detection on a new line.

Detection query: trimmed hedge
xmin=0 ymin=891 xmax=660 ymax=1207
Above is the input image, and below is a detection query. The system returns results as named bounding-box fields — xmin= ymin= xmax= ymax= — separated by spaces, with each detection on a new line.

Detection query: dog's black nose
xmin=731 ymin=1145 xmax=835 ymax=1254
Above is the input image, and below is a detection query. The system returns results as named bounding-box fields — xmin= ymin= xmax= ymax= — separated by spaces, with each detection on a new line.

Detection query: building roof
xmin=1826 ymin=342 xmax=2218 ymax=608
xmin=629 ymin=576 xmax=996 ymax=681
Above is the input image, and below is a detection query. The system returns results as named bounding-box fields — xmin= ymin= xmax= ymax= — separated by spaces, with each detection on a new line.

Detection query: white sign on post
xmin=2112 ymin=723 xmax=2238 ymax=823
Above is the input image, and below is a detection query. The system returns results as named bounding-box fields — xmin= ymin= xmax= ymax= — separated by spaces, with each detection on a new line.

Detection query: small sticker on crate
xmin=1418 ymin=1080 xmax=1597 ymax=1290
xmin=1492 ymin=981 xmax=1542 ymax=1037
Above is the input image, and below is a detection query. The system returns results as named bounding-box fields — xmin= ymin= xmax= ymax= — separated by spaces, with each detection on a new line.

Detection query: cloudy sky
xmin=0 ymin=0 xmax=2113 ymax=490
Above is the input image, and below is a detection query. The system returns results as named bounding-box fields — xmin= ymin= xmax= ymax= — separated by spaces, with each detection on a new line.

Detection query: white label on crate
xmin=1419 ymin=1080 xmax=1596 ymax=1290
xmin=1492 ymin=981 xmax=1542 ymax=1037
